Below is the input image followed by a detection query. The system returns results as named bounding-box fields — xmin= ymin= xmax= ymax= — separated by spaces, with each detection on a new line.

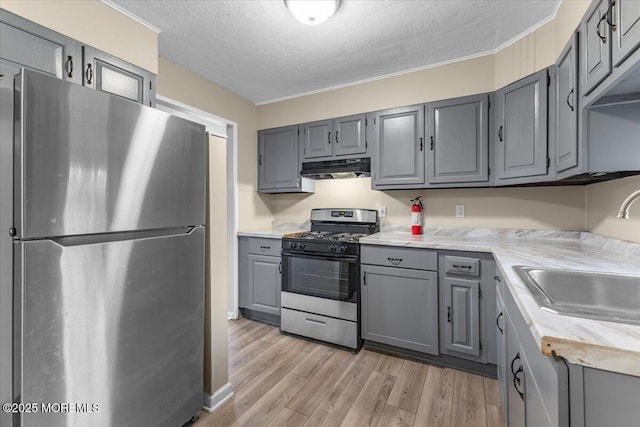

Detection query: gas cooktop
xmin=290 ymin=231 xmax=370 ymax=243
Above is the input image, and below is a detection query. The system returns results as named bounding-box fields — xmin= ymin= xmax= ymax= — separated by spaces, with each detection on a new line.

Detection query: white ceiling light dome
xmin=285 ymin=0 xmax=341 ymax=26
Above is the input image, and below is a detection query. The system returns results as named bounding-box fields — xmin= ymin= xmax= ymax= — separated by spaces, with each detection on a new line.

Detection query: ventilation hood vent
xmin=300 ymin=158 xmax=371 ymax=179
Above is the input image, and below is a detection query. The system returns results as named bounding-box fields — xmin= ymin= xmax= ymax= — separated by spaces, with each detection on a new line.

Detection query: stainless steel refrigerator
xmin=0 ymin=68 xmax=206 ymax=427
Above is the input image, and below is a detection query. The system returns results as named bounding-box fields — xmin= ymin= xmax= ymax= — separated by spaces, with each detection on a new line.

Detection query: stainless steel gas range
xmin=280 ymin=208 xmax=379 ymax=350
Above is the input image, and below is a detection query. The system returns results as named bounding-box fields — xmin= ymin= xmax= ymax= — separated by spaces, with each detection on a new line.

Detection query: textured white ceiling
xmin=112 ymin=0 xmax=560 ymax=104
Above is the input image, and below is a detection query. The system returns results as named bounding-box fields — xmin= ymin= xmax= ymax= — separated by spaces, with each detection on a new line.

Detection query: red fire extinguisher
xmin=411 ymin=196 xmax=424 ymax=235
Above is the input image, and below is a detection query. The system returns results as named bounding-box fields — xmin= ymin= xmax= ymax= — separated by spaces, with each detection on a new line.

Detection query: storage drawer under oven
xmin=281 ymin=308 xmax=358 ymax=349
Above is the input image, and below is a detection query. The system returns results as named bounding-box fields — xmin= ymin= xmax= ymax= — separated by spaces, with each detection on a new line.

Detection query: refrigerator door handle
xmin=51 ymin=226 xmax=200 ymax=247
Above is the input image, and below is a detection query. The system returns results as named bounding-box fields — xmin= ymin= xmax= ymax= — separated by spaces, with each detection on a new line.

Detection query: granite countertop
xmin=360 ymin=226 xmax=640 ymax=377
xmin=237 ymin=221 xmax=310 ymax=239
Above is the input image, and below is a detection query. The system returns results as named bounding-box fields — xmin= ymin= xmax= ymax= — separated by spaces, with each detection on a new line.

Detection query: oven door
xmin=281 ymin=251 xmax=359 ymax=303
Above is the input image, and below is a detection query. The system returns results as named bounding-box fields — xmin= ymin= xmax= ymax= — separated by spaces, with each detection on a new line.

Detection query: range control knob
xmin=337 ymin=245 xmax=347 ymax=254
xmin=300 ymin=243 xmax=306 ymax=250
xmin=329 ymin=244 xmax=336 ymax=253
xmin=289 ymin=242 xmax=298 ymax=250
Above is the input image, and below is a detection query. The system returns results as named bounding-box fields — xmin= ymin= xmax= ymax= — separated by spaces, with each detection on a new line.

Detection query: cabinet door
xmin=495 ymin=70 xmax=549 ymax=181
xmin=613 ymin=0 xmax=640 ymax=66
xmin=247 ymin=254 xmax=281 ymax=316
xmin=0 ymin=11 xmax=80 ymax=84
xmin=334 ymin=114 xmax=367 ymax=156
xmin=427 ymin=94 xmax=489 ymax=184
xmin=443 ymin=278 xmax=480 ymax=357
xmin=301 ymin=119 xmax=333 ymax=159
xmin=258 ymin=125 xmax=301 ymax=191
xmin=361 ymin=265 xmax=438 ymax=354
xmin=496 ymin=291 xmax=508 ymax=417
xmin=506 ymin=311 xmax=526 ymax=427
xmin=581 ymin=0 xmax=612 ymax=94
xmin=372 ymin=105 xmax=425 ymax=187
xmin=82 ymin=46 xmax=155 ymax=106
xmin=555 ymin=33 xmax=579 ymax=173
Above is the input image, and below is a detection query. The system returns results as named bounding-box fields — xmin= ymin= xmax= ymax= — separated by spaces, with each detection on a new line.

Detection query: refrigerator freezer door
xmin=17 ymin=69 xmax=206 ymax=239
xmin=15 ymin=227 xmax=204 ymax=427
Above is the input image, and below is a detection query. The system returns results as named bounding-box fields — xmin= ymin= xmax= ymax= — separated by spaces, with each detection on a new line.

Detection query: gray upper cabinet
xmin=301 ymin=114 xmax=367 ymax=160
xmin=361 ymin=264 xmax=439 ymax=355
xmin=0 ymin=10 xmax=80 ymax=84
xmin=555 ymin=33 xmax=580 ymax=174
xmin=372 ymin=104 xmax=425 ymax=188
xmin=613 ymin=0 xmax=640 ymax=67
xmin=82 ymin=46 xmax=155 ymax=106
xmin=334 ymin=113 xmax=367 ymax=156
xmin=443 ymin=277 xmax=481 ymax=357
xmin=258 ymin=125 xmax=314 ymax=193
xmin=581 ymin=0 xmax=612 ymax=95
xmin=301 ymin=119 xmax=333 ymax=159
xmin=495 ymin=69 xmax=550 ymax=183
xmin=427 ymin=94 xmax=489 ymax=185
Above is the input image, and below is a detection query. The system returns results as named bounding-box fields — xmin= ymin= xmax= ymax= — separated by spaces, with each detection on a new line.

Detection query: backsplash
xmin=270 ymin=177 xmax=585 ymax=232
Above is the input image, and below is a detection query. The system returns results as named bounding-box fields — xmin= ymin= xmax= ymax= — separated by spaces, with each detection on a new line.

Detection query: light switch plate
xmin=455 ymin=205 xmax=465 ymax=218
xmin=378 ymin=206 xmax=387 ymax=218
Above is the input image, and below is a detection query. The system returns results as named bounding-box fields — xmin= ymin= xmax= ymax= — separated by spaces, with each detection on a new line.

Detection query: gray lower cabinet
xmin=82 ymin=46 xmax=155 ymax=106
xmin=371 ymin=104 xmax=425 ymax=188
xmin=505 ymin=308 xmax=526 ymax=427
xmin=439 ymin=252 xmax=496 ymax=364
xmin=495 ymin=275 xmax=507 ymax=419
xmin=427 ymin=94 xmax=490 ymax=185
xmin=443 ymin=277 xmax=480 ymax=357
xmin=555 ymin=32 xmax=579 ymax=174
xmin=569 ymin=364 xmax=640 ymax=427
xmin=361 ymin=247 xmax=438 ymax=354
xmin=499 ymin=275 xmax=569 ymax=427
xmin=258 ymin=125 xmax=314 ymax=193
xmin=494 ymin=69 xmax=550 ymax=184
xmin=238 ymin=236 xmax=282 ymax=322
xmin=300 ymin=113 xmax=368 ymax=161
xmin=0 ymin=10 xmax=81 ymax=84
xmin=581 ymin=0 xmax=612 ymax=95
xmin=613 ymin=0 xmax=640 ymax=67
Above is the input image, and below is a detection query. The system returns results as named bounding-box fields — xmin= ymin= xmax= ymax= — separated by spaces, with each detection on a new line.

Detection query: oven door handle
xmin=281 ymin=251 xmax=358 ymax=263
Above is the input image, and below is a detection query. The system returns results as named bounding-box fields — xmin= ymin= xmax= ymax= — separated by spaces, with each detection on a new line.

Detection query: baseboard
xmin=228 ymin=311 xmax=236 ymax=320
xmin=202 ymin=382 xmax=234 ymax=413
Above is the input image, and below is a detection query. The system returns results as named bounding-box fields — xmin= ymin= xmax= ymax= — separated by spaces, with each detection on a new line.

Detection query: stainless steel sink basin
xmin=513 ymin=266 xmax=640 ymax=325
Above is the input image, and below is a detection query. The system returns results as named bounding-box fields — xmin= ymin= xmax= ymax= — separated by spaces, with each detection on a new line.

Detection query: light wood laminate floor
xmin=194 ymin=317 xmax=505 ymax=427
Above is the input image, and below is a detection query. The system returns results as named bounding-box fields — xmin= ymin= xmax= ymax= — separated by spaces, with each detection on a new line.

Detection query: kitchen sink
xmin=513 ymin=266 xmax=640 ymax=325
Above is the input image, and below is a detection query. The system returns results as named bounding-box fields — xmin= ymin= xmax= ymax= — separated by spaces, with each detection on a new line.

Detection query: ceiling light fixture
xmin=285 ymin=0 xmax=341 ymax=26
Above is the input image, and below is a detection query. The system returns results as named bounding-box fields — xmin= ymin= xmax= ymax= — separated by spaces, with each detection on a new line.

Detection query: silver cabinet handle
xmin=452 ymin=264 xmax=472 ymax=270
xmin=305 ymin=318 xmax=326 ymax=326
xmin=260 ymin=245 xmax=271 ymax=250
xmin=387 ymin=257 xmax=403 ymax=265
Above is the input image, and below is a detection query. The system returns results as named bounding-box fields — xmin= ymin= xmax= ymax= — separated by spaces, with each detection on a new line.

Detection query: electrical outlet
xmin=378 ymin=205 xmax=387 ymax=218
xmin=455 ymin=205 xmax=465 ymax=218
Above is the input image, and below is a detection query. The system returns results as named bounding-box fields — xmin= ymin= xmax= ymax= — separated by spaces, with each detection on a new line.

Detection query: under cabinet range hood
xmin=301 ymin=158 xmax=370 ymax=179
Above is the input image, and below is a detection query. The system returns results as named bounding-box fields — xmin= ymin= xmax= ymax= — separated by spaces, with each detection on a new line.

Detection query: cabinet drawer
xmin=248 ymin=238 xmax=281 ymax=256
xmin=361 ymin=245 xmax=437 ymax=271
xmin=444 ymin=255 xmax=480 ymax=276
xmin=281 ymin=308 xmax=357 ymax=349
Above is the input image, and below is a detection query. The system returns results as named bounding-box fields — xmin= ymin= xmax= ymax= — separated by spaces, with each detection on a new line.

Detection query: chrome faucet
xmin=617 ymin=189 xmax=640 ymax=219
